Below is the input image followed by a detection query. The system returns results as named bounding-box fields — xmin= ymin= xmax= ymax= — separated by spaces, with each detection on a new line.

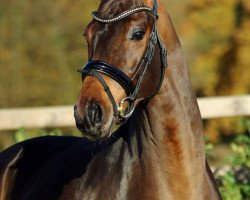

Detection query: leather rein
xmin=78 ymin=0 xmax=167 ymax=123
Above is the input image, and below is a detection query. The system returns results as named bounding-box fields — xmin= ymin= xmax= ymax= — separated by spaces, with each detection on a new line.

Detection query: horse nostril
xmin=74 ymin=105 xmax=81 ymax=121
xmin=87 ymin=104 xmax=103 ymax=126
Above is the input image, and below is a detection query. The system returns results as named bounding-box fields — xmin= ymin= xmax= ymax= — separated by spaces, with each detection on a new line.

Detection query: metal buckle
xmin=161 ymin=46 xmax=167 ymax=68
xmin=117 ymin=97 xmax=135 ymax=119
xmin=150 ymin=32 xmax=157 ymax=45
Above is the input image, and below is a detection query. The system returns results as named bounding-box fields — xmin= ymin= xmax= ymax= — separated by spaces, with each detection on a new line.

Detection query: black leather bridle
xmin=78 ymin=0 xmax=167 ymax=123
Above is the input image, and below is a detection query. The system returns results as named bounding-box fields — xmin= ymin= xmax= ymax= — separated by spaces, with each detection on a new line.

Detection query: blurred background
xmin=0 ymin=0 xmax=250 ymax=197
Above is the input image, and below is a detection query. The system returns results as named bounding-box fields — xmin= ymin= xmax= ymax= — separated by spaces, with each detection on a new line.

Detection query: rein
xmin=78 ymin=0 xmax=167 ymax=123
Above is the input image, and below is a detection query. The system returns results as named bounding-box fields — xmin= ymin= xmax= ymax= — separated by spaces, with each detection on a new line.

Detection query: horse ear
xmin=143 ymin=0 xmax=154 ymax=7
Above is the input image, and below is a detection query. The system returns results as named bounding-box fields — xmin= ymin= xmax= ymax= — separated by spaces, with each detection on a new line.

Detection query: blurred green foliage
xmin=215 ymin=119 xmax=250 ymax=199
xmin=219 ymin=171 xmax=249 ymax=200
xmin=14 ymin=128 xmax=63 ymax=143
xmin=0 ymin=127 xmax=81 ymax=151
xmin=227 ymin=120 xmax=250 ymax=167
xmin=0 ymin=0 xmax=249 ymax=142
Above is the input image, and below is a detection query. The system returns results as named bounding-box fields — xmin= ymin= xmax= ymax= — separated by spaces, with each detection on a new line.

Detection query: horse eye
xmin=131 ymin=30 xmax=145 ymax=40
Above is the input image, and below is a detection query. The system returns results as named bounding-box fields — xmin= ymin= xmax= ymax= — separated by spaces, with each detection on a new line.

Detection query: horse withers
xmin=0 ymin=0 xmax=222 ymax=199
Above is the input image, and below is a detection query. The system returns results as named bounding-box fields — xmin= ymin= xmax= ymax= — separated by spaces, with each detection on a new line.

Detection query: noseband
xmin=78 ymin=0 xmax=167 ymax=123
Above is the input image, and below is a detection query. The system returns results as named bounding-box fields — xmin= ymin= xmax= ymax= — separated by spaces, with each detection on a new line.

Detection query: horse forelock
xmin=97 ymin=0 xmax=146 ymax=18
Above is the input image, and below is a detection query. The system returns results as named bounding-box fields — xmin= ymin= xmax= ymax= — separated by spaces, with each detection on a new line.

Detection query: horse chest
xmin=58 ymin=153 xmax=170 ymax=200
xmin=58 ymin=172 xmax=167 ymax=200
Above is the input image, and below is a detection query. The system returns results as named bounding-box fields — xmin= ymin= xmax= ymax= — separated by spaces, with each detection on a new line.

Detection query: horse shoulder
xmin=0 ymin=136 xmax=93 ymax=200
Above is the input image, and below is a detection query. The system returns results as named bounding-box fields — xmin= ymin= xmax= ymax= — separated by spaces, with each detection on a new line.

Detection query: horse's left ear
xmin=143 ymin=0 xmax=154 ymax=8
xmin=0 ymin=146 xmax=23 ymax=200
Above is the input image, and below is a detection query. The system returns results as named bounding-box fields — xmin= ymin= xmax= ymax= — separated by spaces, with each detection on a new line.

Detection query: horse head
xmin=74 ymin=0 xmax=168 ymax=140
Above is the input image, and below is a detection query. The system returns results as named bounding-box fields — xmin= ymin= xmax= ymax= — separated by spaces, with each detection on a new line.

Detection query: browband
xmin=92 ymin=6 xmax=156 ymax=24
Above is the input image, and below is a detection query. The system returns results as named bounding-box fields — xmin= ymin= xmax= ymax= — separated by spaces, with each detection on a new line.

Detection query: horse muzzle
xmin=74 ymin=104 xmax=110 ymax=139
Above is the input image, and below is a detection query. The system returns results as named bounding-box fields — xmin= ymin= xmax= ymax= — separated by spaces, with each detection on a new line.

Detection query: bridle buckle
xmin=150 ymin=32 xmax=157 ymax=45
xmin=118 ymin=96 xmax=135 ymax=119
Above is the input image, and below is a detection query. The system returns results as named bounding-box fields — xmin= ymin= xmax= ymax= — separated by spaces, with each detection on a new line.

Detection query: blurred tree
xmin=0 ymin=0 xmax=99 ymax=108
xmin=182 ymin=0 xmax=250 ymax=141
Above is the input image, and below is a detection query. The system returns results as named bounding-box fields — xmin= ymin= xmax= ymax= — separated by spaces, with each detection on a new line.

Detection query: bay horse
xmin=0 ymin=0 xmax=222 ymax=199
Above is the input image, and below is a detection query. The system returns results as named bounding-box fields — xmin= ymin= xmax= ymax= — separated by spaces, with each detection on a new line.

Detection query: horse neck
xmin=125 ymin=43 xmax=212 ymax=199
xmin=145 ymin=44 xmax=205 ymax=163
